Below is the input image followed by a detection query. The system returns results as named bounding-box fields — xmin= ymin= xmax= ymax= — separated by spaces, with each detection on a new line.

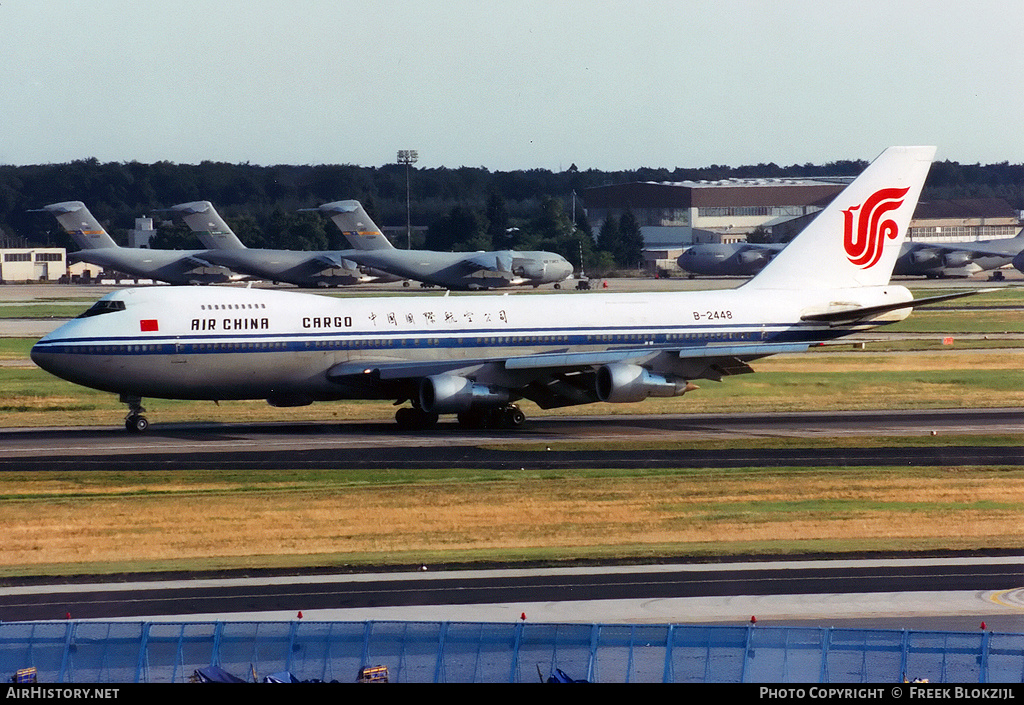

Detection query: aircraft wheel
xmin=553 ymin=283 xmax=561 ymax=289
xmin=457 ymin=411 xmax=486 ymax=429
xmin=125 ymin=415 xmax=149 ymax=433
xmin=504 ymin=406 xmax=526 ymax=427
xmin=395 ymin=407 xmax=439 ymax=430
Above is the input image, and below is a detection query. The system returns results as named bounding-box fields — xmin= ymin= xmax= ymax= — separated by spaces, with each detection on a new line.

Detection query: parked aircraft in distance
xmin=169 ymin=200 xmax=400 ymax=287
xmin=37 ymin=202 xmax=237 ymax=285
xmin=1013 ymin=249 xmax=1024 ymax=276
xmin=34 ymin=147 xmax=976 ymax=433
xmin=676 ymin=242 xmax=785 ymax=277
xmin=893 ymin=229 xmax=1024 ymax=278
xmin=320 ymin=205 xmax=574 ymax=290
xmin=678 ymin=226 xmax=1024 ymax=279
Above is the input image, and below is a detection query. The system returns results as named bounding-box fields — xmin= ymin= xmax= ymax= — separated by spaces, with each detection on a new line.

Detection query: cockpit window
xmin=77 ymin=300 xmax=127 ymax=318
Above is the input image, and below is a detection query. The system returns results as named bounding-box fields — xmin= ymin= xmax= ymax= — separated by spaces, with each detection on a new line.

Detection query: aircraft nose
xmin=29 ymin=338 xmax=57 ymax=375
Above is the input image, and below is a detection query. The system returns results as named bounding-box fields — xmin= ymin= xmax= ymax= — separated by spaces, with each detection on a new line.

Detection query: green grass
xmin=2 ymin=285 xmax=1021 ymax=577
xmin=0 ymin=304 xmax=91 ymax=319
xmin=3 ymin=463 xmax=1023 ymax=577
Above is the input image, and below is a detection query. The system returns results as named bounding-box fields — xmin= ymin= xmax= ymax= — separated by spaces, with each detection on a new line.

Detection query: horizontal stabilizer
xmin=801 ymin=290 xmax=988 ymax=325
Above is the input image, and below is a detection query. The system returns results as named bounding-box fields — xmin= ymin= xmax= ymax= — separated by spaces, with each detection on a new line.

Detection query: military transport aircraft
xmin=337 ymin=243 xmax=575 ymax=290
xmin=168 ymin=200 xmax=401 ymax=287
xmin=33 ymin=147 xmax=973 ymax=433
xmin=174 ymin=200 xmax=573 ymax=290
xmin=37 ymin=202 xmax=237 ymax=285
xmin=678 ymin=225 xmax=1024 ymax=279
xmin=893 ymin=229 xmax=1024 ymax=278
xmin=311 ymin=203 xmax=574 ymax=290
xmin=676 ymin=242 xmax=785 ymax=277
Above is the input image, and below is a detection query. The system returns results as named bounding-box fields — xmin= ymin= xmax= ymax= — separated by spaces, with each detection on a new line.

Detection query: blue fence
xmin=2 ymin=620 xmax=1023 ymax=683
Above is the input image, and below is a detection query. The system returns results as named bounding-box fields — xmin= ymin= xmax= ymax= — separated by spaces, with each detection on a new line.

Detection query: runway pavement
xmin=1 ymin=409 xmax=1021 ymax=630
xmin=3 ymin=556 xmax=1023 ymax=632
xmin=1 ymin=408 xmax=1022 ymax=470
xmin=3 ymin=279 xmax=1022 ymax=629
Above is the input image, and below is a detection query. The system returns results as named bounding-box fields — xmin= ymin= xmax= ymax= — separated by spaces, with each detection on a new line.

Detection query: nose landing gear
xmin=121 ymin=394 xmax=149 ymax=433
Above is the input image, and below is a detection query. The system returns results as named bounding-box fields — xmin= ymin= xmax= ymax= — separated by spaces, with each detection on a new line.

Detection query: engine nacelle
xmin=514 ymin=261 xmax=546 ymax=280
xmin=942 ymin=251 xmax=973 ymax=268
xmin=595 ymin=363 xmax=694 ymax=404
xmin=419 ymin=374 xmax=511 ymax=414
xmin=910 ymin=248 xmax=941 ymax=265
xmin=737 ymin=250 xmax=769 ymax=265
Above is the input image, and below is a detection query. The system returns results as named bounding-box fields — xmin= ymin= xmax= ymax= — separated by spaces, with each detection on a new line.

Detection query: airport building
xmin=0 ymin=247 xmax=68 ymax=282
xmin=581 ymin=177 xmax=851 ymax=250
xmin=907 ymin=198 xmax=1020 ymax=244
xmin=583 ymin=179 xmax=1022 ymax=275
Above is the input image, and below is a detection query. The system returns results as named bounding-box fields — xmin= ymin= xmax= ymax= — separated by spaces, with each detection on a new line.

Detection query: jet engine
xmin=514 ymin=260 xmax=547 ymax=280
xmin=595 ymin=363 xmax=695 ymax=404
xmin=942 ymin=251 xmax=973 ymax=268
xmin=737 ymin=249 xmax=770 ymax=265
xmin=910 ymin=248 xmax=941 ymax=266
xmin=419 ymin=374 xmax=511 ymax=414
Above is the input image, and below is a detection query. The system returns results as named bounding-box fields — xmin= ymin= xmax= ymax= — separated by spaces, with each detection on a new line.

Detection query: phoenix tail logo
xmin=843 ymin=187 xmax=910 ymax=269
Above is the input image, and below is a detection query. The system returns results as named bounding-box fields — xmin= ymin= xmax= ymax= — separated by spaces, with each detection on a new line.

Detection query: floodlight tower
xmin=397 ymin=150 xmax=418 ymax=249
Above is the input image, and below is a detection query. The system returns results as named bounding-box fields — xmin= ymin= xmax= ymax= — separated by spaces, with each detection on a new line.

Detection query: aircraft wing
xmin=309 ymin=252 xmax=358 ymax=269
xmin=339 ymin=250 xmax=450 ymax=281
xmin=921 ymin=237 xmax=1024 ymax=258
xmin=461 ymin=251 xmax=514 ymax=273
xmin=902 ymin=235 xmax=1024 ymax=269
xmin=327 ymin=340 xmax=814 ymax=409
xmin=180 ymin=254 xmax=223 ymax=269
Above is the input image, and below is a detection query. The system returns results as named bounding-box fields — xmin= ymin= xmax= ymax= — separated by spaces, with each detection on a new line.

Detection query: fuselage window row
xmin=59 ymin=329 xmax=773 ymax=357
xmin=199 ymin=303 xmax=268 ymax=311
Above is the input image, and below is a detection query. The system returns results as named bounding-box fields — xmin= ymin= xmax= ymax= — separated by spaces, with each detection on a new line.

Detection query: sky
xmin=2 ymin=0 xmax=1023 ymax=171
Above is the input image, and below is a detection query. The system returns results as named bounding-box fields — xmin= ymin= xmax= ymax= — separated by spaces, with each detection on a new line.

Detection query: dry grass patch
xmin=4 ymin=467 xmax=1024 ymax=572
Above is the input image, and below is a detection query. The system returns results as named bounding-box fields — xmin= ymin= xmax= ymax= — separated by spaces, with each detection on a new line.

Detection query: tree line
xmin=1 ymin=158 xmax=1021 ymax=274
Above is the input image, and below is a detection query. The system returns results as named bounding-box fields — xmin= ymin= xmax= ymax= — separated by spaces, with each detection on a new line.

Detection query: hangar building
xmin=0 ymin=248 xmax=67 ymax=282
xmin=584 ymin=179 xmax=1022 ymax=275
xmin=581 ymin=177 xmax=851 ymax=249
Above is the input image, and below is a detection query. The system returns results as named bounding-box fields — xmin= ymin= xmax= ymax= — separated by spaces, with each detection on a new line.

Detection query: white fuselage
xmin=31 ymin=283 xmax=912 ymax=403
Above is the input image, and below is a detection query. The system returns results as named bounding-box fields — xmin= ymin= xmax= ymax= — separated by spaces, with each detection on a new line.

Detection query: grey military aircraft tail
xmin=169 ymin=200 xmax=398 ymax=288
xmin=310 ymin=200 xmax=395 ymax=251
xmin=37 ymin=201 xmax=236 ymax=285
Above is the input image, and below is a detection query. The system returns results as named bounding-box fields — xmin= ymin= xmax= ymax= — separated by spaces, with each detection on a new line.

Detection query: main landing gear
xmin=393 ymin=404 xmax=527 ymax=430
xmin=394 ymin=406 xmax=439 ymax=430
xmin=121 ymin=394 xmax=149 ymax=433
xmin=457 ymin=404 xmax=526 ymax=430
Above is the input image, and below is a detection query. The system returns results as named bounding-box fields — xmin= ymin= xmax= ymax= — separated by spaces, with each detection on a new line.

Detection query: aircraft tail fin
xmin=745 ymin=146 xmax=936 ymax=290
xmin=40 ymin=202 xmax=119 ymax=249
xmin=315 ymin=200 xmax=394 ymax=250
xmin=169 ymin=202 xmax=247 ymax=250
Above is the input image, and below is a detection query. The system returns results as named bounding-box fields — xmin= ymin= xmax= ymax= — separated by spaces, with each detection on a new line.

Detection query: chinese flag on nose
xmin=140 ymin=319 xmax=159 ymax=332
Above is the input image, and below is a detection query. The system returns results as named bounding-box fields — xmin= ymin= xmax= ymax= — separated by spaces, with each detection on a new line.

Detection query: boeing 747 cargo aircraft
xmin=33 ymin=147 xmax=972 ymax=432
